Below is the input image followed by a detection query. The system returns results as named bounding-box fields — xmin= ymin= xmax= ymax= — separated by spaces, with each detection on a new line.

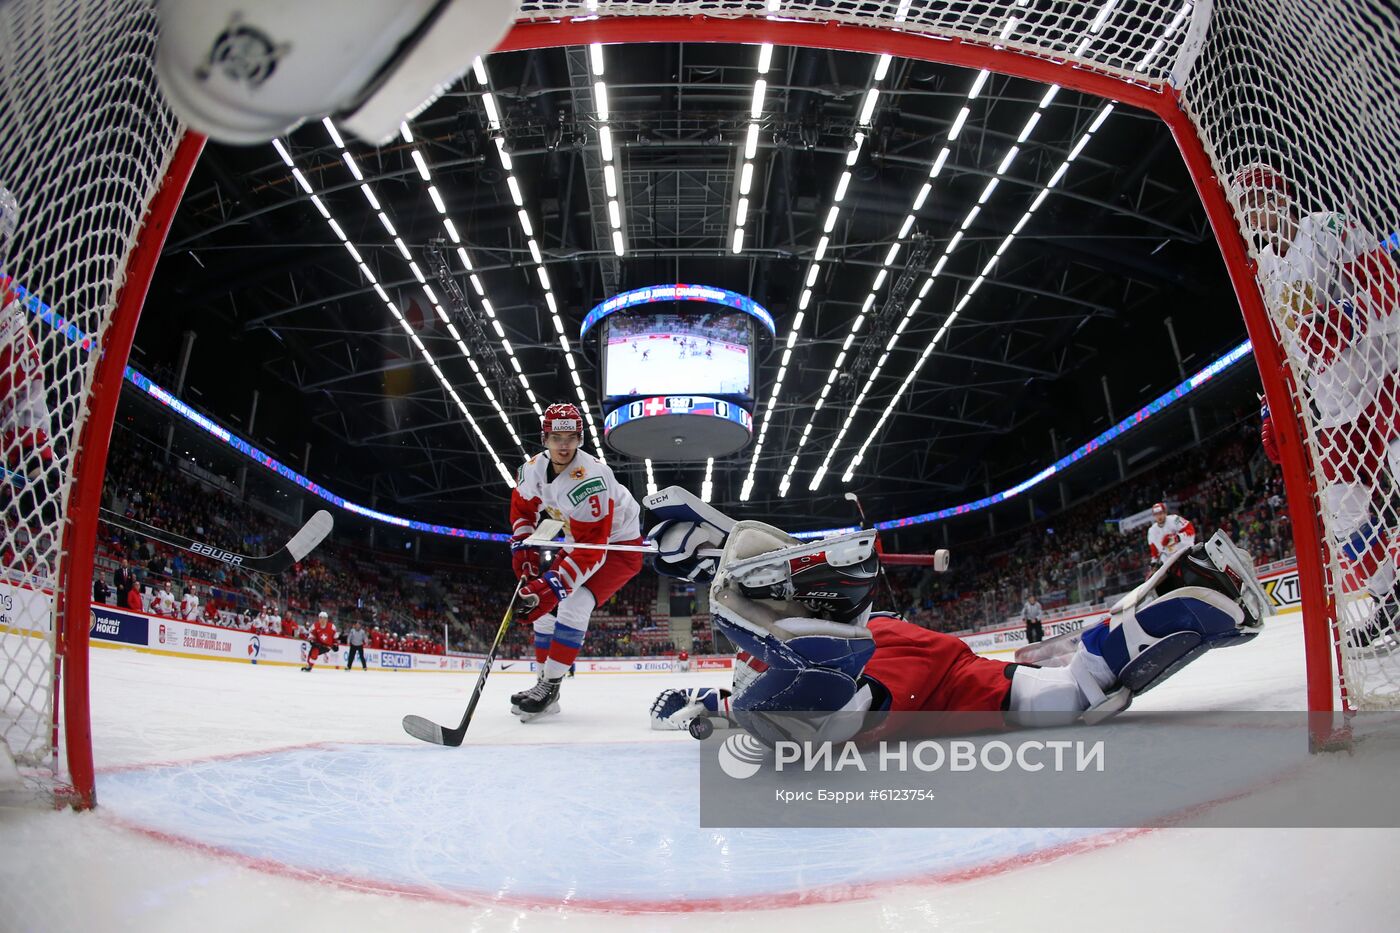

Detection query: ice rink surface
xmin=3 ymin=612 xmax=1398 ymax=932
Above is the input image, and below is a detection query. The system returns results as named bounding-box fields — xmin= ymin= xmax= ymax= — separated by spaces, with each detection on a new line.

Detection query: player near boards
xmin=1021 ymin=594 xmax=1045 ymax=644
xmin=180 ymin=585 xmax=199 ymax=621
xmin=1147 ymin=501 xmax=1196 ymax=565
xmin=645 ymin=488 xmax=1267 ymax=743
xmin=1236 ymin=162 xmax=1400 ymax=649
xmin=302 ymin=610 xmax=337 ymax=673
xmin=508 ymin=403 xmax=644 ymax=720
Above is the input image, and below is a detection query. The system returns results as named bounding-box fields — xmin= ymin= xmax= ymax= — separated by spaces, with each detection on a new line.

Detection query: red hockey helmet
xmin=1228 ymin=162 xmax=1293 ymax=203
xmin=541 ymin=402 xmax=585 ymax=444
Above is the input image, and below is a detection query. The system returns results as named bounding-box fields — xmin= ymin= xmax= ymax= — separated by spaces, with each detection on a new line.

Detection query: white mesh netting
xmin=1 ymin=0 xmax=1397 ymax=815
xmin=1181 ymin=1 xmax=1400 ymax=708
xmin=520 ymin=0 xmax=1201 ymax=84
xmin=1 ymin=0 xmax=179 ymax=802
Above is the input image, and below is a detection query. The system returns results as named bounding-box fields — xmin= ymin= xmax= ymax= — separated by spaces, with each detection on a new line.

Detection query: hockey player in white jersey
xmin=1 ymin=183 xmax=55 ymax=483
xmin=645 ymin=489 xmax=1267 ymax=744
xmin=1147 ymin=502 xmax=1195 ymax=565
xmin=1234 ymin=162 xmax=1400 ymax=650
xmin=180 ymin=586 xmax=200 ymax=621
xmin=508 ymin=403 xmax=643 ymax=720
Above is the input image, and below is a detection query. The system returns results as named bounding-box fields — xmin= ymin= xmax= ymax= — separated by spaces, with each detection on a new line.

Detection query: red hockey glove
xmin=519 ymin=599 xmax=553 ymax=627
xmin=1260 ymin=411 xmax=1280 ymax=465
xmin=510 ymin=539 xmax=540 ymax=580
xmin=518 ymin=571 xmax=568 ymax=618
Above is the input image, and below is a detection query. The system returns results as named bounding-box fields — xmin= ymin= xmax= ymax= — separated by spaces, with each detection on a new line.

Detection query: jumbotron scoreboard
xmin=581 ymin=284 xmax=774 ymax=461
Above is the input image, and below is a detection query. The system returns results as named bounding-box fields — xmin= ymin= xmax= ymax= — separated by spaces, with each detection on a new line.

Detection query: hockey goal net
xmin=1 ymin=0 xmax=1395 ymax=808
xmin=1 ymin=0 xmax=188 ymax=806
xmin=506 ymin=1 xmax=1398 ymax=729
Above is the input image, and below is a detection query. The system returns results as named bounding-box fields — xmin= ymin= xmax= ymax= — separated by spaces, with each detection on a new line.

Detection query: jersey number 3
xmin=588 ymin=495 xmax=602 ymax=518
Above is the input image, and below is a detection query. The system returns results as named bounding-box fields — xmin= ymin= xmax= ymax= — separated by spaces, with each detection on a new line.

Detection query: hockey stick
xmin=525 ymin=519 xmax=951 ymax=570
xmin=846 ymin=491 xmax=900 ymax=609
xmin=98 ymin=508 xmax=333 ymax=575
xmin=402 ymin=579 xmax=523 ymax=747
xmin=1 ymin=464 xmax=27 ymax=488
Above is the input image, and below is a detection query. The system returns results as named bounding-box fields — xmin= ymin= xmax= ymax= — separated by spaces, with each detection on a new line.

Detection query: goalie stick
xmin=402 ymin=579 xmax=523 ymax=747
xmin=98 ymin=508 xmax=333 ymax=575
xmin=524 ymin=518 xmax=952 ymax=571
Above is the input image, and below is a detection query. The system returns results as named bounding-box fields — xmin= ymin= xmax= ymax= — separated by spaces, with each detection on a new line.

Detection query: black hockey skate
xmin=1346 ymin=595 xmax=1400 ymax=657
xmin=513 ymin=676 xmax=562 ymax=721
xmin=510 ymin=672 xmax=545 ymax=708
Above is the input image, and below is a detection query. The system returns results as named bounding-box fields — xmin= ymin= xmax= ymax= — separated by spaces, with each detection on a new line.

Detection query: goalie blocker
xmin=647 ymin=493 xmax=1267 ymax=745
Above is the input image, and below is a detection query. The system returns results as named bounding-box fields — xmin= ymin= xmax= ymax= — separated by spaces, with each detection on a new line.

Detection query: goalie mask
xmin=739 ymin=547 xmax=880 ymax=624
xmin=707 ymin=521 xmax=880 ymax=745
xmin=156 ymin=0 xmax=518 ymax=145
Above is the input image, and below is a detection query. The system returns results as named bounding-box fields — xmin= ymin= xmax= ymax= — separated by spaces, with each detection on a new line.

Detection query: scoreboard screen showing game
xmin=602 ymin=311 xmax=753 ymax=399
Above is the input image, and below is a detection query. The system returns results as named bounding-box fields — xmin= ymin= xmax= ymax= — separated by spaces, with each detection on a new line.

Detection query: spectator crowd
xmin=81 ymin=410 xmax=1295 ymax=656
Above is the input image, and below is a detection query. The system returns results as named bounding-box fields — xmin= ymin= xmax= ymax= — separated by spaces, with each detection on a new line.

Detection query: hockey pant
xmin=533 ymin=545 xmax=643 ymax=679
xmin=1314 ymin=371 xmax=1400 ymax=597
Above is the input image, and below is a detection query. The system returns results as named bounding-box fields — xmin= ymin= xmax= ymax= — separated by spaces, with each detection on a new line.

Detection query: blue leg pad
xmin=1118 ymin=631 xmax=1207 ymax=694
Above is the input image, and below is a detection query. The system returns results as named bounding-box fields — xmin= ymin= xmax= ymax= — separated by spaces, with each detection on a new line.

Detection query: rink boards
xmin=960 ymin=560 xmax=1303 ymax=657
xmin=0 ymin=582 xmax=731 ymax=674
xmin=1 ymin=561 xmax=1303 ymax=673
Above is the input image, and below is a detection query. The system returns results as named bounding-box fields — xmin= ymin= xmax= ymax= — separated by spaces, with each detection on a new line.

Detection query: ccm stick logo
xmin=189 ymin=542 xmax=244 ymax=566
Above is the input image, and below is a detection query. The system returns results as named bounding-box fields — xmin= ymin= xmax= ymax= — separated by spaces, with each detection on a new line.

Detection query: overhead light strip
xmin=786 ymin=337 xmax=1253 ymax=538
xmin=832 ymin=0 xmax=1192 ymax=487
xmin=392 ymin=122 xmax=544 ymax=425
xmin=783 ymin=65 xmax=1012 ymax=495
xmin=838 ymin=102 xmax=1117 ymax=486
xmin=274 ymin=128 xmax=518 ymax=488
xmin=475 ymin=56 xmax=608 ymax=463
xmin=741 ymin=51 xmax=891 ymax=502
xmin=731 ymin=41 xmax=775 ymax=258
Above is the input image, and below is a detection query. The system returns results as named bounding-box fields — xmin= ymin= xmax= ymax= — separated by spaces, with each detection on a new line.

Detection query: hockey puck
xmin=688 ymin=716 xmax=714 ymax=740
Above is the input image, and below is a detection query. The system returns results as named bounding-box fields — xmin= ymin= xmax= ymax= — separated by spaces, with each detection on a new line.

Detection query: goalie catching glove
xmin=649 ymin=687 xmax=732 ymax=731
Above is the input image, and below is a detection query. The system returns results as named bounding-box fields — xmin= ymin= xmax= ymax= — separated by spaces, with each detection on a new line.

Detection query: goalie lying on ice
xmin=647 ymin=497 xmax=1267 ymax=744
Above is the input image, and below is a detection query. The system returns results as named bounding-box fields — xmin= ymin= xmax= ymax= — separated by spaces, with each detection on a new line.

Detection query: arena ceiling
xmin=136 ymin=38 xmax=1253 ymax=535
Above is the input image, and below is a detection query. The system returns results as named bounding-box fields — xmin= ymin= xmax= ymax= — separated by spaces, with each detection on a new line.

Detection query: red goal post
xmin=2 ymin=0 xmax=1392 ymax=810
xmin=512 ymin=1 xmax=1397 ymax=741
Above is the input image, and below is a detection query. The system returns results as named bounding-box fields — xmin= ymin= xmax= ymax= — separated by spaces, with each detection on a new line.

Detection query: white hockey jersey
xmin=1256 ymin=211 xmax=1399 ymax=426
xmin=1147 ymin=514 xmax=1196 ymax=563
xmin=509 ymin=448 xmax=642 ymax=591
